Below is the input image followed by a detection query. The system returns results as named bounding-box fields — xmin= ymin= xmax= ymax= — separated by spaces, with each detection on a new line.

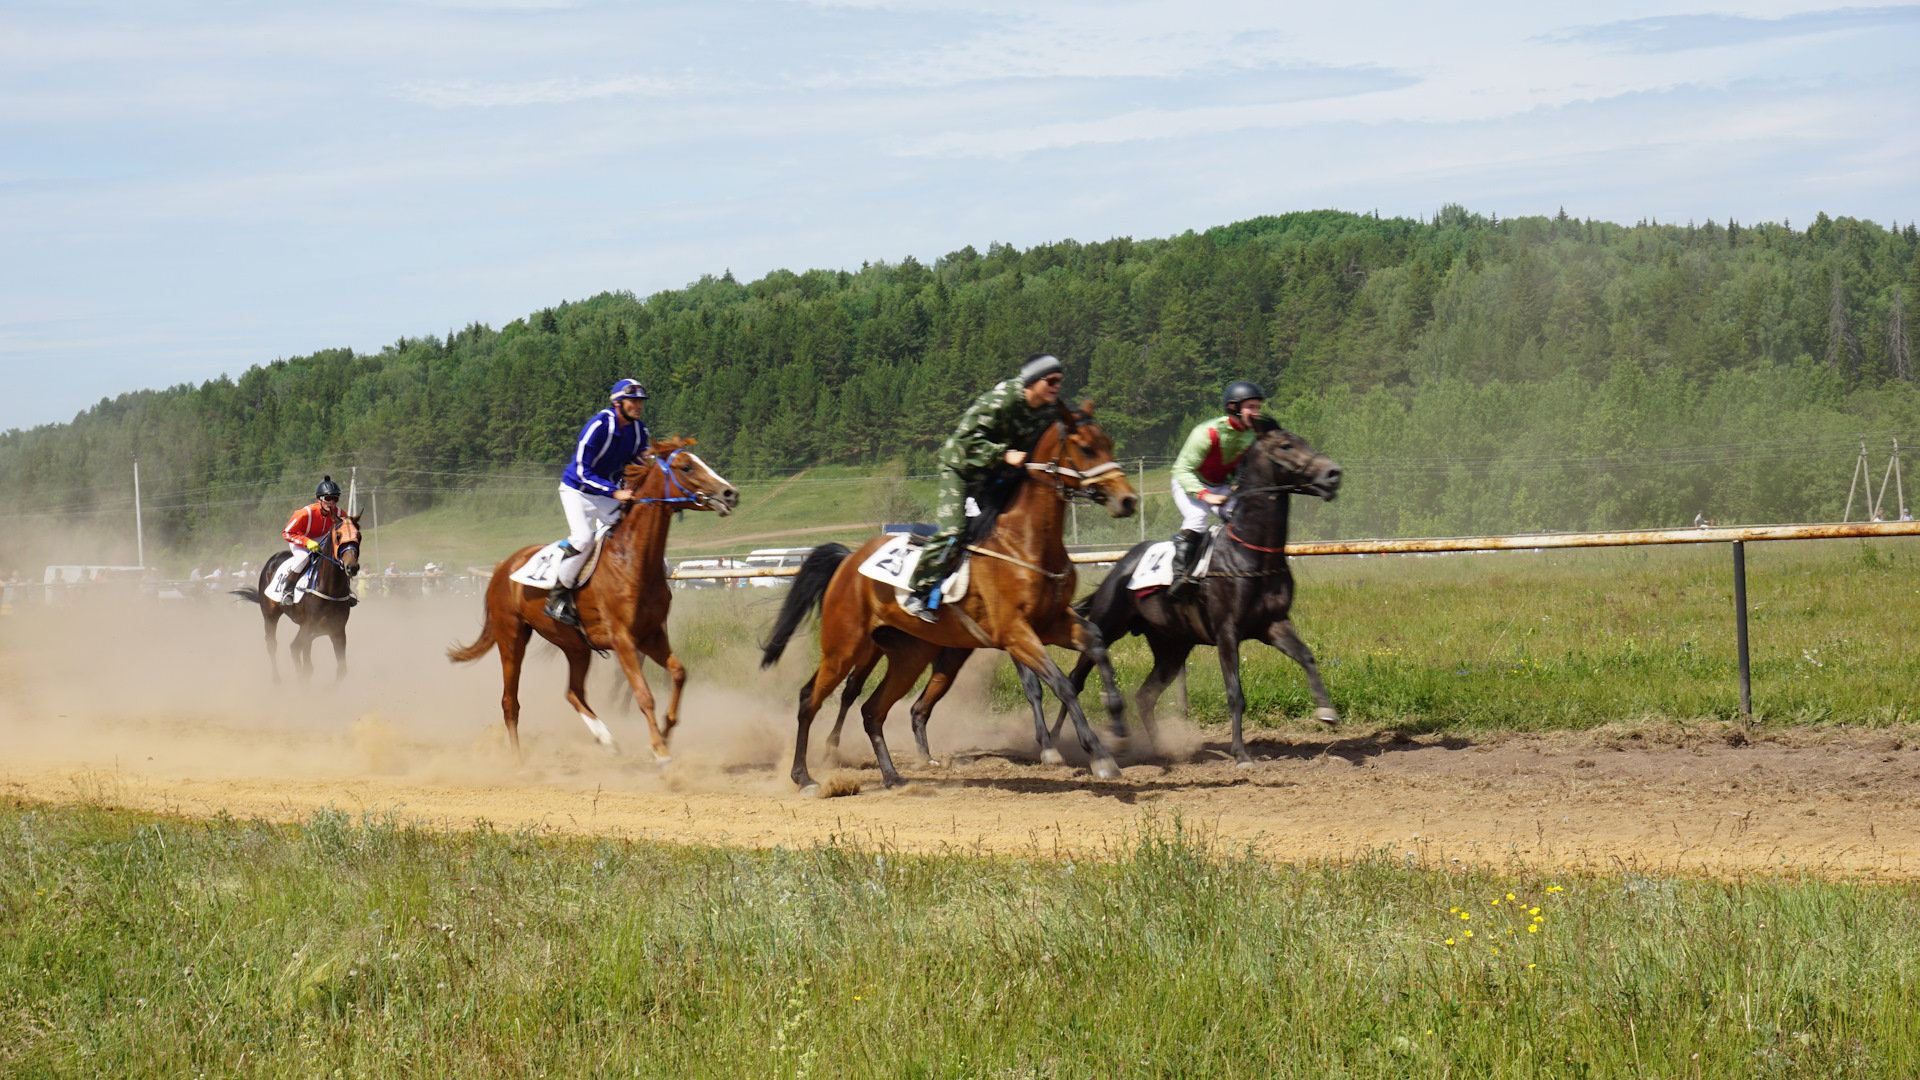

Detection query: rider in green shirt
xmin=1166 ymin=380 xmax=1266 ymax=591
xmin=901 ymin=354 xmax=1065 ymax=621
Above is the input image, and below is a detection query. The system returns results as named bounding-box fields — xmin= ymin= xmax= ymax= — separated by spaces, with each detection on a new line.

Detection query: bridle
xmin=304 ymin=517 xmax=361 ymax=601
xmin=627 ymin=448 xmax=728 ymax=512
xmin=1218 ymin=436 xmax=1321 ymax=562
xmin=1024 ymin=415 xmax=1130 ymax=504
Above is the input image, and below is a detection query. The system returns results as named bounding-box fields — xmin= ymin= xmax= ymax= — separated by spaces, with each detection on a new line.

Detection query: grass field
xmin=4 ymin=801 xmax=1918 ymax=1078
xmin=648 ymin=535 xmax=1920 ymax=732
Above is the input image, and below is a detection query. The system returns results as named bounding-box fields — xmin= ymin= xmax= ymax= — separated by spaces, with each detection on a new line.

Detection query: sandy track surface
xmin=5 ymin=597 xmax=1918 ymax=877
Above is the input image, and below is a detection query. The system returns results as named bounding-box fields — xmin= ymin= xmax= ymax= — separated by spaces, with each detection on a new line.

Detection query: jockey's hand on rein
xmin=305 ymin=538 xmax=321 ymax=551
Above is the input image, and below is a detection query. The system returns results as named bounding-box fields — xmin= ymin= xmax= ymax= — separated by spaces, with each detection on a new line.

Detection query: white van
xmin=743 ymin=547 xmax=815 ymax=588
xmin=672 ymin=557 xmax=749 ymax=590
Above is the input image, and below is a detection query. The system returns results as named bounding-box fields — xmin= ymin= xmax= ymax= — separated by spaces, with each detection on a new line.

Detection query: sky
xmin=3 ymin=0 xmax=1918 ymax=432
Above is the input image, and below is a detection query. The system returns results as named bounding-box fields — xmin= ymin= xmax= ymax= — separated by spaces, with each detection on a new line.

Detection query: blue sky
xmin=3 ymin=0 xmax=1917 ymax=431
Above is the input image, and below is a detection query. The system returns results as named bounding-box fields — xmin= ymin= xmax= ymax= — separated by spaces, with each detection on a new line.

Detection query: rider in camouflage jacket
xmin=902 ymin=354 xmax=1065 ymax=620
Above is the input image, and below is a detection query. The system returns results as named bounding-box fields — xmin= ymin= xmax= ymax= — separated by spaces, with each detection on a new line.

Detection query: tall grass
xmin=4 ymin=802 xmax=1918 ymax=1077
xmin=966 ymin=537 xmax=1920 ymax=731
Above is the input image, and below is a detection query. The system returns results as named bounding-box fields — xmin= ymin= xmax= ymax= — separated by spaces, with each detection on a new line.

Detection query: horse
xmin=447 ymin=438 xmax=739 ymax=761
xmin=759 ymin=401 xmax=1140 ymax=793
xmin=1054 ymin=424 xmax=1342 ymax=764
xmin=840 ymin=424 xmax=1344 ymax=768
xmin=231 ymin=514 xmax=362 ymax=682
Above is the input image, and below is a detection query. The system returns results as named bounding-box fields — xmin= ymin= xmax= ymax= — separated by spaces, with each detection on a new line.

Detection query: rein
xmin=629 ymin=449 xmax=722 ymax=511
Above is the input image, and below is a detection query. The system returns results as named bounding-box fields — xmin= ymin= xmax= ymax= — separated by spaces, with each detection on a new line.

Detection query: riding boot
xmin=1166 ymin=530 xmax=1204 ymax=599
xmin=544 ymin=584 xmax=581 ymax=627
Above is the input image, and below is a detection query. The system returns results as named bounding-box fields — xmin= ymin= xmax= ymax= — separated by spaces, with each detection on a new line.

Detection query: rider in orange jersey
xmin=266 ymin=476 xmax=343 ymax=603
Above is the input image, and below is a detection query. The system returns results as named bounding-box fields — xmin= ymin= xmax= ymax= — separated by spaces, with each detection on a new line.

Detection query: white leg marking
xmin=577 ymin=711 xmax=618 ymax=749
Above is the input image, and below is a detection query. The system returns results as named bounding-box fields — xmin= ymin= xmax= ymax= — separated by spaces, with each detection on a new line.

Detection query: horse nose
xmin=723 ymin=488 xmax=740 ymax=508
xmin=1322 ymin=465 xmax=1343 ymax=488
xmin=1116 ymin=494 xmax=1140 ymax=518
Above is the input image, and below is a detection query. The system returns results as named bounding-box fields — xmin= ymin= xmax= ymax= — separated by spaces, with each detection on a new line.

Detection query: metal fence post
xmin=1732 ymin=540 xmax=1751 ymax=720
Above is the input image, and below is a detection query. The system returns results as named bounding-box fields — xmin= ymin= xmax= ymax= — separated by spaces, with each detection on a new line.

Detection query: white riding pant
xmin=272 ymin=542 xmax=311 ymax=596
xmin=1172 ymin=481 xmax=1231 ymax=533
xmin=557 ymin=484 xmax=622 ymax=587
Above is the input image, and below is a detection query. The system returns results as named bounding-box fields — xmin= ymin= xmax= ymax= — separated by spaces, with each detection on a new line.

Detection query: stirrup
xmin=544 ymin=585 xmax=581 ymax=627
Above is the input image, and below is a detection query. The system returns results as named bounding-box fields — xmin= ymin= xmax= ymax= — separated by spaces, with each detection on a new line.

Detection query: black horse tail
xmin=1077 ymin=544 xmax=1149 ymax=637
xmin=760 ymin=543 xmax=851 ymax=669
xmin=230 ymin=587 xmax=262 ymax=604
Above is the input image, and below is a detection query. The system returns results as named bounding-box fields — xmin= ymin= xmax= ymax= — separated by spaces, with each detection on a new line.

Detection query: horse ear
xmin=1252 ymin=414 xmax=1280 ymax=434
xmin=1079 ymin=398 xmax=1096 ymax=417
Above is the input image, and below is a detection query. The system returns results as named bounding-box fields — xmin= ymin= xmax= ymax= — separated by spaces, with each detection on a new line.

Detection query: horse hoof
xmin=599 ymin=741 xmax=622 ymax=757
xmin=923 ymin=758 xmax=943 ymax=769
xmin=1040 ymin=748 xmax=1065 ymax=767
xmin=653 ymin=754 xmax=671 ymax=766
xmin=1312 ymin=707 xmax=1340 ymax=727
xmin=1235 ymin=758 xmax=1260 ymax=770
xmin=1090 ymin=759 xmax=1121 ymax=781
xmin=798 ymin=782 xmax=821 ymax=797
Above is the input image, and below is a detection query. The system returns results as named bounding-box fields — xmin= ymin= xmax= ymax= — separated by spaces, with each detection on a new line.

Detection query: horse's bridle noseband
xmin=1026 ymin=417 xmax=1129 ymax=503
xmin=628 ymin=449 xmax=728 ymax=512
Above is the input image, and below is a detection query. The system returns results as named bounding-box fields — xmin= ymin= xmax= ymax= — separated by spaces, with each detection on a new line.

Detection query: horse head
xmin=334 ymin=514 xmax=364 ymax=575
xmin=1239 ymin=422 xmax=1342 ymax=501
xmin=1029 ymin=400 xmax=1140 ymax=518
xmin=625 ymin=436 xmax=741 ymax=516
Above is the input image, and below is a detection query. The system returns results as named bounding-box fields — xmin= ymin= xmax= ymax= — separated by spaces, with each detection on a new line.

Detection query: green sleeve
xmin=1170 ymin=419 xmax=1217 ymax=495
xmin=942 ymin=380 xmax=1020 ymax=471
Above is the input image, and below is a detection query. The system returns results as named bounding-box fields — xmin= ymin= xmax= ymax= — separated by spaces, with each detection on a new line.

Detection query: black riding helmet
xmin=316 ymin=476 xmax=342 ymax=501
xmin=1222 ymin=380 xmax=1265 ymax=413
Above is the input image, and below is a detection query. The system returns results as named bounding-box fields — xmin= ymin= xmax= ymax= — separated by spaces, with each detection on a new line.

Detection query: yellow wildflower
xmin=1506 ymin=893 xmax=1515 ymax=901
xmin=1528 ymin=925 xmax=1539 ymax=934
xmin=1445 ymin=938 xmax=1455 ymax=946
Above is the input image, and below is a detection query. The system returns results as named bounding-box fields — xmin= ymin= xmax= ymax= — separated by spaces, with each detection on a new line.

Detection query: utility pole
xmin=133 ymin=455 xmax=145 ymax=569
xmin=1843 ymin=439 xmax=1869 ymax=522
xmin=372 ymin=489 xmax=381 ymax=572
xmin=1138 ymin=458 xmax=1147 ymax=542
xmin=348 ymin=465 xmax=359 ymax=516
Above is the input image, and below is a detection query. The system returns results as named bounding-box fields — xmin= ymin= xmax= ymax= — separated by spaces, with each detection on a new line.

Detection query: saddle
xmin=509 ymin=523 xmax=613 ymax=589
xmin=1126 ymin=526 xmax=1218 ymax=593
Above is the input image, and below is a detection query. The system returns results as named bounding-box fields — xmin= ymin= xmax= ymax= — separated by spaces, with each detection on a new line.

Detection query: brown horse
xmin=231 ymin=514 xmax=362 ymax=682
xmin=759 ymin=402 xmax=1139 ymax=792
xmin=447 ymin=438 xmax=738 ymax=760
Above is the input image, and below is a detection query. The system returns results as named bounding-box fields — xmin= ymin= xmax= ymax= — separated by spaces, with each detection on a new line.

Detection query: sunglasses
xmin=320 ymin=495 xmax=339 ymax=503
xmin=1042 ymin=375 xmax=1063 ymax=386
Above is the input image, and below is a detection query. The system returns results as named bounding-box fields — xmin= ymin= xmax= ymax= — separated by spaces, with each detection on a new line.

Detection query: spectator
xmin=189 ymin=566 xmax=203 ymax=581
xmin=1693 ymin=511 xmax=1707 ymax=528
xmin=1903 ymin=507 xmax=1914 ymax=522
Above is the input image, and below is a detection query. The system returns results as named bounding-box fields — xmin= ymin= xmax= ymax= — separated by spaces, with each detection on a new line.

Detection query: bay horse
xmin=231 ymin=514 xmax=362 ymax=682
xmin=842 ymin=424 xmax=1344 ymax=767
xmin=447 ymin=438 xmax=738 ymax=760
xmin=759 ymin=401 xmax=1140 ymax=793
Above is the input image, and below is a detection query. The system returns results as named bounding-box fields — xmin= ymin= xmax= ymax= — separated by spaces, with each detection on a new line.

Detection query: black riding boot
xmin=544 ymin=584 xmax=581 ymax=627
xmin=1166 ymin=529 xmax=1204 ymax=598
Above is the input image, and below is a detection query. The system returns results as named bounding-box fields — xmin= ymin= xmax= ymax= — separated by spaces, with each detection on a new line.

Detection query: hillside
xmin=3 ymin=206 xmax=1918 ymax=570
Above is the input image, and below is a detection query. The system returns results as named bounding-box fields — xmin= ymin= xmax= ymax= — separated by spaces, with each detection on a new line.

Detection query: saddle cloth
xmin=855 ymin=534 xmax=970 ymax=609
xmin=1127 ymin=527 xmax=1217 ymax=591
xmin=509 ymin=524 xmax=612 ymax=589
xmin=270 ymin=558 xmax=321 ymax=604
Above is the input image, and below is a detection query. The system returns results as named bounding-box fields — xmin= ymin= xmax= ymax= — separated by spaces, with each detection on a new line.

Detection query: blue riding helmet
xmin=610 ymin=378 xmax=650 ymax=402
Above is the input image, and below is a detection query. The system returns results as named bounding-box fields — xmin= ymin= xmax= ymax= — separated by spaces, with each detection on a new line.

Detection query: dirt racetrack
xmin=4 ymin=591 xmax=1919 ymax=878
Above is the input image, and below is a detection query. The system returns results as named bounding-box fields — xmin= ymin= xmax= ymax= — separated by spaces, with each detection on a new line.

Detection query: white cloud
xmin=395 ymin=74 xmax=687 ymax=108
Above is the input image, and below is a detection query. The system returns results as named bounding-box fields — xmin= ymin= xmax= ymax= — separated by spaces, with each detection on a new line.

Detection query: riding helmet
xmin=1222 ymin=380 xmax=1266 ymax=412
xmin=610 ymin=378 xmax=651 ymax=401
xmin=315 ymin=476 xmax=342 ymax=500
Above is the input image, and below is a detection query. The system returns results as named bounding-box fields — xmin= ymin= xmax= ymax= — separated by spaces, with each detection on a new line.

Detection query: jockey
xmin=1167 ymin=380 xmax=1265 ymax=591
xmin=545 ymin=378 xmax=651 ymax=627
xmin=267 ymin=476 xmax=343 ymax=603
xmin=901 ymin=353 xmax=1065 ymax=622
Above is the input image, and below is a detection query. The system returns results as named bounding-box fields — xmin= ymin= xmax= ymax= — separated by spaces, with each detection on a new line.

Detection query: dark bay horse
xmin=1058 ymin=424 xmax=1343 ymax=763
xmin=448 ymin=438 xmax=738 ymax=761
xmin=759 ymin=402 xmax=1140 ymax=793
xmin=232 ymin=514 xmax=362 ymax=682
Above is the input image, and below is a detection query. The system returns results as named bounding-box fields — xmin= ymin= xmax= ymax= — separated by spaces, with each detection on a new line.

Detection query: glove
xmin=305 ymin=538 xmax=321 ymax=552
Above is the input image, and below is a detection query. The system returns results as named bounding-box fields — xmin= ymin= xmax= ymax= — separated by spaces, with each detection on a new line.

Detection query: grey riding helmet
xmin=1222 ymin=380 xmax=1265 ymax=413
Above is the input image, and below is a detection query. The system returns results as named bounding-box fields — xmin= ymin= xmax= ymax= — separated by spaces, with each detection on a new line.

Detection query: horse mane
xmin=621 ymin=436 xmax=697 ymax=485
xmin=1231 ymin=420 xmax=1286 ymax=490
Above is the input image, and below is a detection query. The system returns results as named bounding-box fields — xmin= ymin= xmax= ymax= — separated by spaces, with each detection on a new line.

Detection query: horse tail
xmin=760 ymin=543 xmax=851 ymax=669
xmin=447 ymin=612 xmax=498 ymax=664
xmin=1079 ymin=544 xmax=1147 ymax=636
xmin=230 ymin=587 xmax=262 ymax=604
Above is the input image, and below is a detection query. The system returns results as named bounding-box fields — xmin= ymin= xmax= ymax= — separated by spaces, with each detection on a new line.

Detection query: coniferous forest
xmin=4 ymin=206 xmax=1918 ymax=561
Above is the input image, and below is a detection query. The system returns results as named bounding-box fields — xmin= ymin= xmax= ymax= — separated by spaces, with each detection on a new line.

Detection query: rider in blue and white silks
xmin=545 ymin=378 xmax=651 ymax=627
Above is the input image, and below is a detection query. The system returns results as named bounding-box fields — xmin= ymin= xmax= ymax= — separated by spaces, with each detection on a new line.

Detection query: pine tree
xmin=1825 ymin=267 xmax=1860 ymax=376
xmin=1889 ymin=287 xmax=1913 ymax=383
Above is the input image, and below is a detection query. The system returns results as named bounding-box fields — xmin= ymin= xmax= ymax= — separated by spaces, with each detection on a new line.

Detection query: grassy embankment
xmin=3 ymin=802 xmax=1918 ymax=1077
xmin=655 ymin=535 xmax=1920 ymax=732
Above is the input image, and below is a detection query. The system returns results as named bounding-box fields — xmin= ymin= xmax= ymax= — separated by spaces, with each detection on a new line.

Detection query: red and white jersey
xmin=283 ymin=501 xmax=341 ymax=545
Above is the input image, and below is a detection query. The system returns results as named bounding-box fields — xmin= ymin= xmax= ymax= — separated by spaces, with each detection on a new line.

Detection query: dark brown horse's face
xmin=1252 ymin=428 xmax=1342 ymax=500
xmin=335 ymin=515 xmax=363 ymax=575
xmin=1036 ymin=400 xmax=1140 ymax=518
xmin=631 ymin=438 xmax=741 ymax=515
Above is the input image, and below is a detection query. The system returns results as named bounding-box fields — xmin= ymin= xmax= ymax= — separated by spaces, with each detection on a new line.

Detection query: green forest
xmin=4 ymin=205 xmax=1918 ymax=564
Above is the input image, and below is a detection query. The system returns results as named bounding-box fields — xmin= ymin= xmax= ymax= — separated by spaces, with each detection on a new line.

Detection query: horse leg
xmin=828 ymin=653 xmax=880 ymax=760
xmin=791 ymin=641 xmax=868 ymax=794
xmin=261 ymin=607 xmax=282 ymax=683
xmin=292 ymin=622 xmax=316 ymax=684
xmin=1132 ymin=636 xmax=1194 ymax=747
xmin=330 ymin=621 xmax=348 ymax=681
xmin=559 ymin=639 xmax=620 ymax=754
xmin=1217 ymin=626 xmax=1256 ymax=766
xmin=861 ymin=640 xmax=941 ymax=788
xmin=1005 ymin=629 xmax=1120 ymax=781
xmin=497 ymin=619 xmax=534 ymax=757
xmin=1061 ymin=612 xmax=1130 ymax=750
xmin=1266 ymin=619 xmax=1339 ymax=726
xmin=636 ymin=625 xmax=687 ymax=748
xmin=907 ymin=648 xmax=971 ymax=766
xmin=602 ymin=631 xmax=673 ymax=760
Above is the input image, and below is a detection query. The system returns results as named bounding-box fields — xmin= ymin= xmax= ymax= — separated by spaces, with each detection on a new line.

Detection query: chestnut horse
xmin=759 ymin=402 xmax=1139 ymax=792
xmin=231 ymin=514 xmax=361 ymax=682
xmin=447 ymin=438 xmax=738 ymax=760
